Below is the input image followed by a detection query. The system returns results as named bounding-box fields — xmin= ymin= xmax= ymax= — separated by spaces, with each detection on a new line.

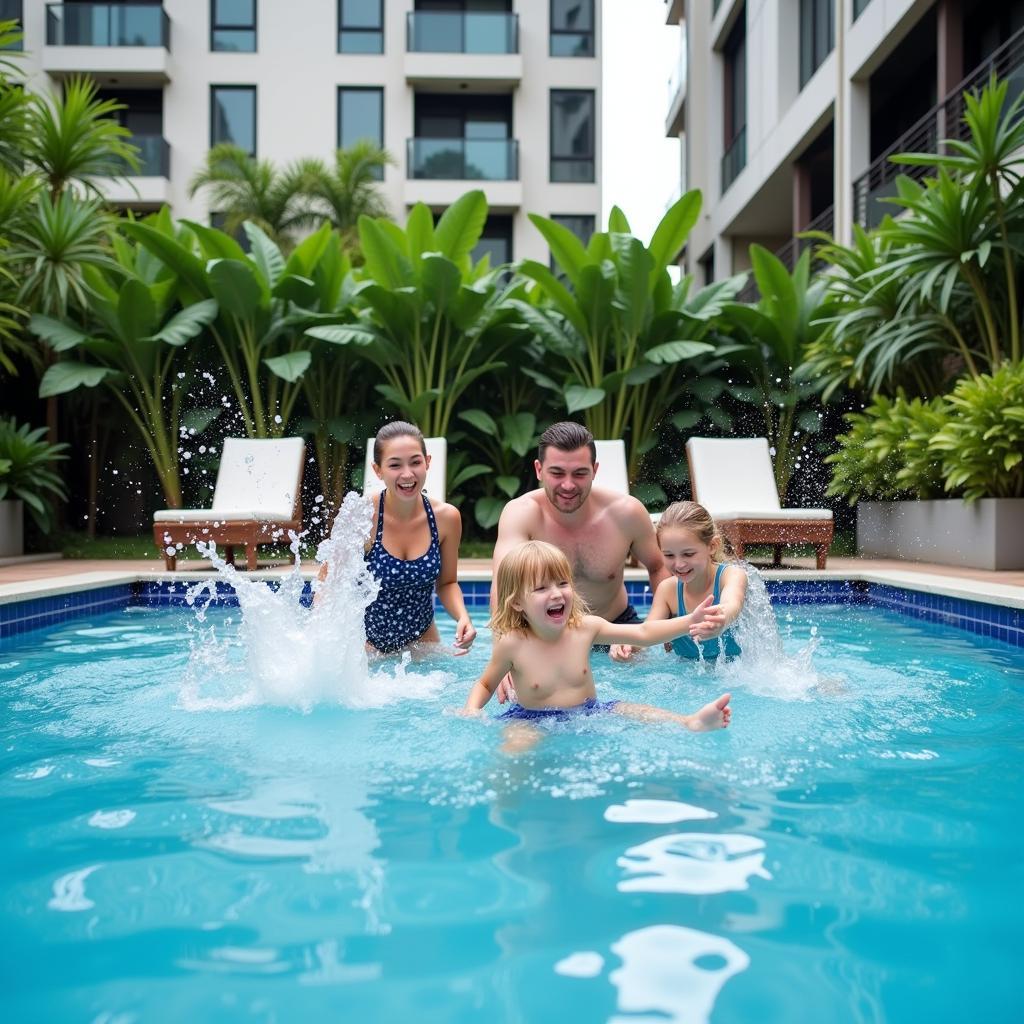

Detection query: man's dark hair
xmin=537 ymin=421 xmax=596 ymax=464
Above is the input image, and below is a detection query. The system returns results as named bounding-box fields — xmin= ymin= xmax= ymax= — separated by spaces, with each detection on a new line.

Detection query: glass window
xmin=339 ymin=0 xmax=383 ymax=54
xmin=212 ymin=0 xmax=256 ymax=52
xmin=550 ymin=90 xmax=595 ymax=182
xmin=550 ymin=0 xmax=593 ymax=57
xmin=338 ymin=87 xmax=383 ymax=179
xmin=549 ymin=214 xmax=594 ymax=269
xmin=799 ymin=0 xmax=833 ymax=89
xmin=0 ymin=0 xmax=23 ymax=50
xmin=211 ymin=85 xmax=256 ymax=155
xmin=853 ymin=0 xmax=872 ymax=19
xmin=472 ymin=214 xmax=513 ymax=267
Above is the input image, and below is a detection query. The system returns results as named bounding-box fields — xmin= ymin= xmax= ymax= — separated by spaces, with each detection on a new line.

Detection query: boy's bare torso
xmin=501 ymin=620 xmax=601 ymax=709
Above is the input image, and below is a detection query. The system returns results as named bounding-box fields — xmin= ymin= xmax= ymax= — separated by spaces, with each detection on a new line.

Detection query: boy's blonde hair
xmin=656 ymin=500 xmax=731 ymax=562
xmin=490 ymin=540 xmax=589 ymax=637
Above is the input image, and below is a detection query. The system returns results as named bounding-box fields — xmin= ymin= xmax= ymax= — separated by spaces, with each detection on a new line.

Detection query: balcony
xmin=96 ymin=134 xmax=170 ymax=206
xmin=665 ymin=49 xmax=686 ymax=136
xmin=405 ymin=137 xmax=521 ymax=210
xmin=405 ymin=12 xmax=521 ymax=87
xmin=853 ymin=22 xmax=1024 ymax=228
xmin=43 ymin=3 xmax=170 ymax=84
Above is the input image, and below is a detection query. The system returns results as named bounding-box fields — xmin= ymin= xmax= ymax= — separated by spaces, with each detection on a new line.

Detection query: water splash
xmin=179 ymin=491 xmax=452 ymax=712
xmin=705 ymin=564 xmax=831 ymax=700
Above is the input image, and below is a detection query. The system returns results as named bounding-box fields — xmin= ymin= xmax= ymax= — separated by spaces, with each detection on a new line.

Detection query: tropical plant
xmin=825 ymin=393 xmax=947 ymax=504
xmin=121 ymin=216 xmax=358 ymax=441
xmin=187 ymin=143 xmax=320 ymax=249
xmin=0 ymin=418 xmax=68 ymax=532
xmin=303 ymin=139 xmax=393 ymax=254
xmin=930 ymin=362 xmax=1024 ymax=500
xmin=722 ymin=245 xmax=835 ymax=503
xmin=30 ymin=211 xmax=219 ymax=507
xmin=305 ymin=191 xmax=530 ymax=439
xmin=513 ymin=194 xmax=738 ymax=482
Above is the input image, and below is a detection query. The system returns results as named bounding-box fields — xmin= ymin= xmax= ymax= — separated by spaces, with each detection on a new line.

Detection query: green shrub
xmin=0 ymin=418 xmax=68 ymax=532
xmin=930 ymin=362 xmax=1024 ymax=500
xmin=826 ymin=394 xmax=946 ymax=503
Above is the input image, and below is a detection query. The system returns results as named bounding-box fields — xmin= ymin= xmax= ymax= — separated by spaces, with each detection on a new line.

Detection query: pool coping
xmin=2 ymin=565 xmax=1023 ymax=610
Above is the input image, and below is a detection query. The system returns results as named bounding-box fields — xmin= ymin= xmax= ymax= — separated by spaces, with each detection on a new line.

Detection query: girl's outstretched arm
xmin=462 ymin=640 xmax=515 ymax=713
xmin=690 ymin=566 xmax=748 ymax=640
xmin=590 ymin=595 xmax=715 ymax=647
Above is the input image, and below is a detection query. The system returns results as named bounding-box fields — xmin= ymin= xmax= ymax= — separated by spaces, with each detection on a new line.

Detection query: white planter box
xmin=0 ymin=499 xmax=23 ymax=558
xmin=857 ymin=499 xmax=1024 ymax=570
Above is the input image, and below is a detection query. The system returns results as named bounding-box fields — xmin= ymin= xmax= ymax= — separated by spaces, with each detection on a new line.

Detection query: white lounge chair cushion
xmin=152 ymin=437 xmax=304 ymax=523
xmin=686 ymin=437 xmax=831 ymax=520
xmin=363 ymin=436 xmax=448 ymax=504
xmin=153 ymin=509 xmax=296 ymax=523
xmin=594 ymin=439 xmax=630 ymax=495
xmin=708 ymin=507 xmax=833 ymax=521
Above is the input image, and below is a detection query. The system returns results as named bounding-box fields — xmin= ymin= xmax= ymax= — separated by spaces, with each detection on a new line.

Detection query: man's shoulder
xmin=591 ymin=486 xmax=649 ymax=521
xmin=499 ymin=489 xmax=545 ymax=524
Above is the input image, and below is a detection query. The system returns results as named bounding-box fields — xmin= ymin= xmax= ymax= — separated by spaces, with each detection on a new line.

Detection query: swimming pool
xmin=0 ymin=601 xmax=1020 ymax=1022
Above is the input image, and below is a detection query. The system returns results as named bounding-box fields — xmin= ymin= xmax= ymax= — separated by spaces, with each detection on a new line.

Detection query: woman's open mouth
xmin=396 ymin=481 xmax=418 ymax=495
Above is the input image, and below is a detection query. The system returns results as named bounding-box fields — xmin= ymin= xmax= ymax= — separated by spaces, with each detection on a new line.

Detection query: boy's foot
xmin=687 ymin=693 xmax=731 ymax=732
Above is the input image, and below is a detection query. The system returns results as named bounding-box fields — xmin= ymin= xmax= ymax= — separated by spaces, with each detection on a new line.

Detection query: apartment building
xmin=4 ymin=0 xmax=601 ymax=264
xmin=666 ymin=0 xmax=1024 ymax=283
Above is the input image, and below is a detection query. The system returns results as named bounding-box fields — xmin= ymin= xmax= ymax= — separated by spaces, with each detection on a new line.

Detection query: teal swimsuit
xmin=672 ymin=563 xmax=741 ymax=660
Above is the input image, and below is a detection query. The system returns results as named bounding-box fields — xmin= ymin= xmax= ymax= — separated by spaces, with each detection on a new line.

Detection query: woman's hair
xmin=656 ymin=500 xmax=731 ymax=562
xmin=373 ymin=420 xmax=426 ymax=464
xmin=490 ymin=540 xmax=589 ymax=638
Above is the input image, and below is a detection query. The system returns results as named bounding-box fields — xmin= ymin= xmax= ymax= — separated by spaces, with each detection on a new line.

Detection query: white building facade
xmin=7 ymin=0 xmax=602 ymax=264
xmin=666 ymin=0 xmax=1024 ymax=283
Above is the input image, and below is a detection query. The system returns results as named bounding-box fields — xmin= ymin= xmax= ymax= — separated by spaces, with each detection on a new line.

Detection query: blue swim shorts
xmin=498 ymin=697 xmax=620 ymax=721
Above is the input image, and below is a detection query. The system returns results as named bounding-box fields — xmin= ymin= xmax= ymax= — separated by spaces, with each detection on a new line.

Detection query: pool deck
xmin=2 ymin=553 xmax=1023 ymax=609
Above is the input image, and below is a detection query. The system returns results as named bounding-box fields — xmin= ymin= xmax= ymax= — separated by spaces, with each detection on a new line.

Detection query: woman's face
xmin=374 ymin=435 xmax=430 ymax=501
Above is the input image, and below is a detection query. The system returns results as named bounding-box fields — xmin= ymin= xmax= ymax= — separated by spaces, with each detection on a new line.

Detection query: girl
xmin=326 ymin=421 xmax=476 ymax=655
xmin=463 ymin=541 xmax=731 ymax=750
xmin=648 ymin=501 xmax=747 ymax=660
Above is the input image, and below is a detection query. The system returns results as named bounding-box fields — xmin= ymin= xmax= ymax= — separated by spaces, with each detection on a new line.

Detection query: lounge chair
xmin=362 ymin=436 xmax=448 ymax=503
xmin=594 ymin=439 xmax=661 ymax=525
xmin=685 ymin=437 xmax=833 ymax=569
xmin=153 ymin=437 xmax=306 ymax=571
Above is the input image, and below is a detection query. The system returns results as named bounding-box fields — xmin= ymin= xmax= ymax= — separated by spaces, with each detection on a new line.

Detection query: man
xmin=491 ymin=422 xmax=669 ymax=674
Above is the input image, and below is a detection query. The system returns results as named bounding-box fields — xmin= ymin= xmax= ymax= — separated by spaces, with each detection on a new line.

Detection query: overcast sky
xmin=601 ymin=0 xmax=682 ymax=244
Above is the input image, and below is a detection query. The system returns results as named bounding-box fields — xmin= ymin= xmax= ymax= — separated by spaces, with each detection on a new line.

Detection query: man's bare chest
xmin=541 ymin=524 xmax=627 ymax=583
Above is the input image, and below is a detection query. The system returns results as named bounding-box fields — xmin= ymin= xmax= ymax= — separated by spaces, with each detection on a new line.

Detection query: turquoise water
xmin=0 ymin=604 xmax=1021 ymax=1023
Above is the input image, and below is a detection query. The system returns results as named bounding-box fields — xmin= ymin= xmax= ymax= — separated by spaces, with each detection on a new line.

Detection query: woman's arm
xmin=591 ymin=595 xmax=714 ymax=647
xmin=435 ymin=504 xmax=476 ymax=651
xmin=463 ymin=642 xmax=515 ymax=712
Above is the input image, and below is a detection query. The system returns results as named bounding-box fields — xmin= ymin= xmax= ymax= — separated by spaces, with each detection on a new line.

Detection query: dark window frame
xmin=799 ymin=0 xmax=833 ymax=89
xmin=0 ymin=0 xmax=23 ymax=50
xmin=337 ymin=85 xmax=384 ymax=178
xmin=210 ymin=0 xmax=258 ymax=53
xmin=338 ymin=0 xmax=384 ymax=54
xmin=210 ymin=84 xmax=257 ymax=156
xmin=549 ymin=213 xmax=595 ymax=269
xmin=549 ymin=88 xmax=596 ymax=183
xmin=549 ymin=0 xmax=594 ymax=58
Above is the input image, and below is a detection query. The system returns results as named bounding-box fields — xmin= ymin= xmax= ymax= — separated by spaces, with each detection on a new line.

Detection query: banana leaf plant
xmin=513 ymin=193 xmax=739 ymax=482
xmin=305 ymin=191 xmax=531 ymax=439
xmin=119 ymin=216 xmax=352 ymax=439
xmin=30 ymin=214 xmax=218 ymax=507
xmin=721 ymin=245 xmax=836 ymax=504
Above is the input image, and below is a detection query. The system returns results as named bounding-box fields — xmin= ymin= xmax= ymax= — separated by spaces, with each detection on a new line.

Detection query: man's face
xmin=535 ymin=446 xmax=598 ymax=514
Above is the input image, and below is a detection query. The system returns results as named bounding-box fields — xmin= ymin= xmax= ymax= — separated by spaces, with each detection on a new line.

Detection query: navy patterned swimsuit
xmin=364 ymin=491 xmax=442 ymax=653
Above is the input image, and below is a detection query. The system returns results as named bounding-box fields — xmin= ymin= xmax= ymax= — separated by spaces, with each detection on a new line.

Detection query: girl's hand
xmin=688 ymin=594 xmax=716 ymax=625
xmin=453 ymin=616 xmax=477 ymax=655
xmin=689 ymin=621 xmax=724 ymax=641
xmin=610 ymin=644 xmax=640 ymax=662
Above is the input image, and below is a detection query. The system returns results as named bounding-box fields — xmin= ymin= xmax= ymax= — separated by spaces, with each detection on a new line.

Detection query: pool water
xmin=0 ymin=603 xmax=1021 ymax=1023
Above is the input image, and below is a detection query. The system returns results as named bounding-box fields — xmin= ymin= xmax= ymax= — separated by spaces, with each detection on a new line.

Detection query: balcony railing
xmin=408 ymin=137 xmax=518 ymax=181
xmin=853 ymin=21 xmax=1024 ymax=228
xmin=737 ymin=203 xmax=834 ymax=302
xmin=721 ymin=125 xmax=746 ymax=194
xmin=118 ymin=133 xmax=169 ymax=176
xmin=46 ymin=3 xmax=169 ymax=48
xmin=406 ymin=12 xmax=518 ymax=54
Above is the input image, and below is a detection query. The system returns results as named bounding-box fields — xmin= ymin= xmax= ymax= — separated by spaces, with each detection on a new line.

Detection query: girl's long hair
xmin=490 ymin=541 xmax=589 ymax=638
